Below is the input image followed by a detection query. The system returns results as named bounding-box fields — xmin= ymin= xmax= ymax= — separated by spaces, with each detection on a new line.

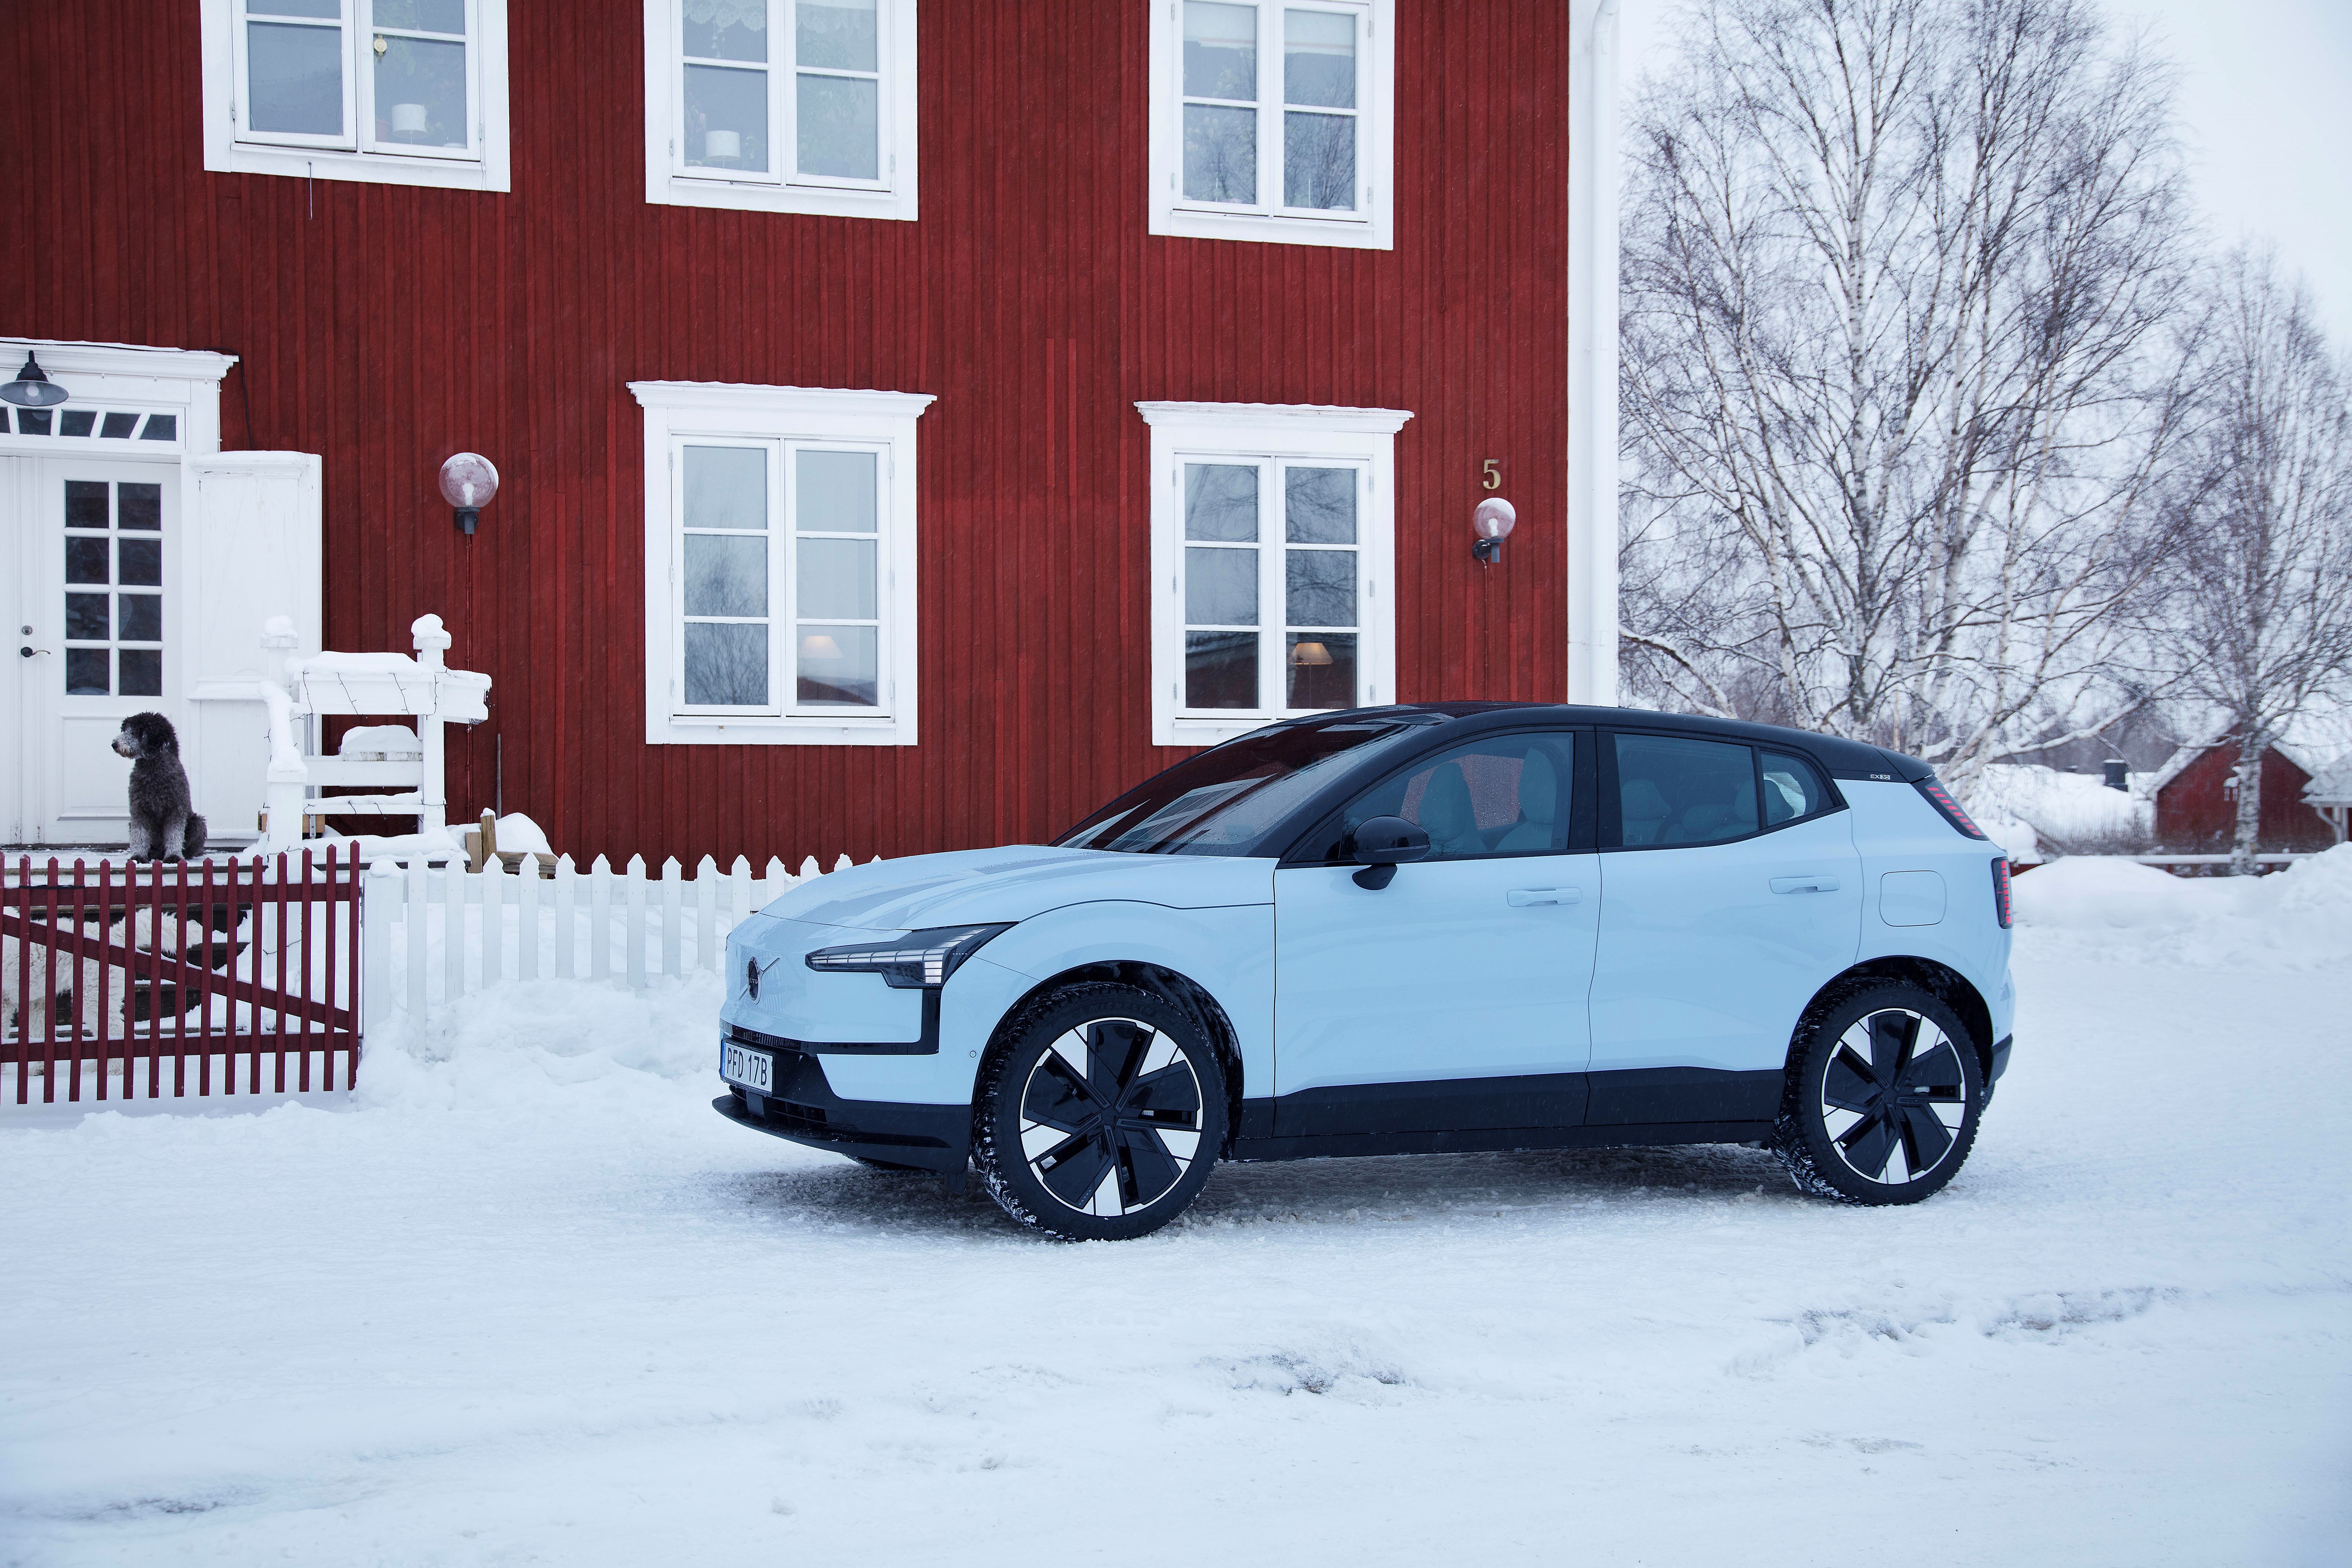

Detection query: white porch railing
xmin=359 ymin=852 xmax=858 ymax=1025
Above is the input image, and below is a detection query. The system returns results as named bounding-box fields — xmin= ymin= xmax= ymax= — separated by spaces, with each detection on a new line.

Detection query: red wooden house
xmin=2 ymin=0 xmax=1621 ymax=865
xmin=2148 ymin=736 xmax=2337 ymax=854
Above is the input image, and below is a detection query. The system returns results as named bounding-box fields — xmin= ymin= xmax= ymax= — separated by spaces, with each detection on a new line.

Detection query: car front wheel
xmin=974 ymin=982 xmax=1227 ymax=1241
xmin=1775 ymin=982 xmax=1984 ymax=1205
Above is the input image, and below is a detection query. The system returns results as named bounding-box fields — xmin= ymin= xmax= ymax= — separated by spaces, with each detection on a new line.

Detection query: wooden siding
xmin=2154 ymin=744 xmax=2333 ymax=853
xmin=6 ymin=0 xmax=1572 ymax=864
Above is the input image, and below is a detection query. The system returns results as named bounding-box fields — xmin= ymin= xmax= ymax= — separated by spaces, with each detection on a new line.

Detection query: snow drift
xmin=2013 ymin=843 xmax=2352 ymax=971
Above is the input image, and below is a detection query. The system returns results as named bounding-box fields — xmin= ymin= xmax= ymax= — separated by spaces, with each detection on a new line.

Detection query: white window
xmin=200 ymin=1 xmax=511 ymax=190
xmin=643 ymin=0 xmax=919 ymax=220
xmin=1138 ymin=401 xmax=1410 ymax=746
xmin=1148 ymin=0 xmax=1393 ymax=249
xmin=630 ymin=382 xmax=932 ymax=746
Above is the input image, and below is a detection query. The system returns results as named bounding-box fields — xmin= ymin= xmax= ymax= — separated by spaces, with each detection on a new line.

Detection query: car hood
xmin=755 ymin=846 xmax=1276 ymax=932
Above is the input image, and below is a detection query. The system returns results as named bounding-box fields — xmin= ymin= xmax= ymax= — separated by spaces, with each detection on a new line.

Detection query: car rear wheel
xmin=1774 ymin=983 xmax=1983 ymax=1205
xmin=974 ymin=982 xmax=1227 ymax=1241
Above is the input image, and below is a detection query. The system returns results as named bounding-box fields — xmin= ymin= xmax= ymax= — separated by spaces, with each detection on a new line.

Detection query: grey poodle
xmin=112 ymin=712 xmax=208 ymax=861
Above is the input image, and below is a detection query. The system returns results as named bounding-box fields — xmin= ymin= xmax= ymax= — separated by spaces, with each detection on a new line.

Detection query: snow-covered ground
xmin=4 ymin=855 xmax=2349 ymax=1566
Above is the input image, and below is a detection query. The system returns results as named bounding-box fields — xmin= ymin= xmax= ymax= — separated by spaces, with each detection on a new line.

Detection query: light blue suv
xmin=718 ymin=704 xmax=2016 ymax=1240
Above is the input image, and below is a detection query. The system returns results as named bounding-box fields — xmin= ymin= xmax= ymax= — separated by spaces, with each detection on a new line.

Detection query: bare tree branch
xmin=2149 ymin=249 xmax=2352 ymax=873
xmin=1620 ymin=0 xmax=2196 ymax=788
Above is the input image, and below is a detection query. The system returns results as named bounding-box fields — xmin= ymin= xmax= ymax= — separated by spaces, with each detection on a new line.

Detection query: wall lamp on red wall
xmin=1472 ymin=497 xmax=1517 ymax=565
xmin=0 ymin=352 xmax=69 ymax=409
xmin=440 ymin=452 xmax=500 ymax=535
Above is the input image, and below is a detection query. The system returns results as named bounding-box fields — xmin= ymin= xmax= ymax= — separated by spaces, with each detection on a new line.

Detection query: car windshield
xmin=1055 ymin=715 xmax=1437 ymax=856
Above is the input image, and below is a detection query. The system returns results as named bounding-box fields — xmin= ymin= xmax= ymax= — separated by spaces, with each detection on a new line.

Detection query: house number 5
xmin=1481 ymin=459 xmax=1503 ymax=490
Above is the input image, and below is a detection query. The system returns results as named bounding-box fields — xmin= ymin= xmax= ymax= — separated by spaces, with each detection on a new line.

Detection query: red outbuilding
xmin=2 ymin=1 xmax=1621 ymax=866
xmin=2148 ymin=736 xmax=2337 ymax=855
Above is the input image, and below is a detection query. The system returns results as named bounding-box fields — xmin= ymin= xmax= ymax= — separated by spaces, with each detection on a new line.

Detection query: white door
xmin=3 ymin=457 xmax=182 ymax=846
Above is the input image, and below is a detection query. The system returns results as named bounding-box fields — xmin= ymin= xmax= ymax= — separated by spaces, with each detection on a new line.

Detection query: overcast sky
xmin=1617 ymin=0 xmax=2352 ymax=339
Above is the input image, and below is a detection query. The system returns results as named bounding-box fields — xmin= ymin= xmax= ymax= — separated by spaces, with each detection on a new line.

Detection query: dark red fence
xmin=2 ymin=849 xmax=362 ymax=1105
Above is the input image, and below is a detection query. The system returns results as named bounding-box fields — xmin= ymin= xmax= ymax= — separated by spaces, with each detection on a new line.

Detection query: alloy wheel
xmin=1817 ymin=1007 xmax=1969 ymax=1187
xmin=1016 ymin=1016 xmax=1204 ymax=1217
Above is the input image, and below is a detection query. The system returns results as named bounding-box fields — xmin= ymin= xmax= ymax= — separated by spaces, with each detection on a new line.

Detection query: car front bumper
xmin=713 ymin=1038 xmax=970 ymax=1174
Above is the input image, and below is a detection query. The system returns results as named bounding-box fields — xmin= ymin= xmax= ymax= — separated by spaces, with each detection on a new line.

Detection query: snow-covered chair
xmin=255 ymin=613 xmax=491 ymax=856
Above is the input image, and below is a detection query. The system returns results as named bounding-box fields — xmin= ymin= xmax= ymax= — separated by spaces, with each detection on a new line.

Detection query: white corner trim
xmin=197 ymin=0 xmax=513 ymax=192
xmin=633 ymin=381 xmax=933 ymax=748
xmin=1146 ymin=0 xmax=1395 ymax=251
xmin=641 ymin=0 xmax=920 ymax=221
xmin=1566 ymin=0 xmax=1621 ymax=706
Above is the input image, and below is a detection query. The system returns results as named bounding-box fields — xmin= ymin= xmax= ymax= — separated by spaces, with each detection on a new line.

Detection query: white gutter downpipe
xmin=1566 ymin=0 xmax=1621 ymax=706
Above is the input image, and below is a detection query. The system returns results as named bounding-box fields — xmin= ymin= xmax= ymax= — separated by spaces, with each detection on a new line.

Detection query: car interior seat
xmin=1415 ymin=762 xmax=1487 ymax=857
xmin=1669 ymin=779 xmax=1756 ymax=843
xmin=1619 ymin=777 xmax=1670 ymax=844
xmin=1492 ymin=749 xmax=1562 ymax=852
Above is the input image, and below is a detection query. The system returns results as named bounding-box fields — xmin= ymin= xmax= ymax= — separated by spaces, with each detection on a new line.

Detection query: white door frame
xmin=0 ymin=340 xmax=236 ymax=847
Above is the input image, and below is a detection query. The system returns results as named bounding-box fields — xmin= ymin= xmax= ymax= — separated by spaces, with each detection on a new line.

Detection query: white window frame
xmin=643 ymin=0 xmax=920 ymax=221
xmin=1138 ymin=401 xmax=1410 ymax=747
xmin=630 ymin=381 xmax=933 ymax=746
xmin=1148 ymin=0 xmax=1393 ymax=249
xmin=200 ymin=0 xmax=511 ymax=191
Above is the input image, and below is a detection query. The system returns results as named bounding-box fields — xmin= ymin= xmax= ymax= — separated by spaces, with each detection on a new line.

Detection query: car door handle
xmin=1507 ymin=888 xmax=1580 ymax=906
xmin=1770 ymin=875 xmax=1840 ymax=894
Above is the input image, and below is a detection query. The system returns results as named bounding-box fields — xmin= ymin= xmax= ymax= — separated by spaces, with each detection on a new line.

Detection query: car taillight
xmin=1991 ymin=857 xmax=2013 ymax=928
xmin=1916 ymin=777 xmax=1989 ymax=839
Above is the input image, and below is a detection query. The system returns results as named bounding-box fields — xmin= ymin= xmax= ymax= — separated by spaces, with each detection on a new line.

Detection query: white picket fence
xmin=359 ymin=852 xmax=861 ymax=1024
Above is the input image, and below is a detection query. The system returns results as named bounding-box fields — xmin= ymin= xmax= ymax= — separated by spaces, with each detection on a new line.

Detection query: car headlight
xmin=803 ymin=923 xmax=1014 ymax=989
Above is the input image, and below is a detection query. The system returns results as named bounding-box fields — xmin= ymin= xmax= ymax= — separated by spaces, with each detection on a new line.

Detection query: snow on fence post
xmin=588 ymin=856 xmax=611 ymax=983
xmin=481 ymin=863 xmax=504 ymax=989
xmin=405 ymin=857 xmax=429 ymax=1015
xmin=553 ymin=855 xmax=577 ymax=980
xmin=695 ymin=857 xmax=717 ymax=970
xmin=660 ymin=858 xmax=683 ymax=979
xmin=624 ymin=856 xmax=648 ymax=991
xmin=798 ymin=855 xmax=819 ymax=882
xmin=362 ymin=859 xmax=399 ymax=1035
xmin=517 ymin=858 xmax=540 ymax=981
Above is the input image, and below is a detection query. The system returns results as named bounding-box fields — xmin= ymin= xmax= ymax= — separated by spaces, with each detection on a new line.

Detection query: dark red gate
xmin=2 ymin=849 xmax=362 ymax=1105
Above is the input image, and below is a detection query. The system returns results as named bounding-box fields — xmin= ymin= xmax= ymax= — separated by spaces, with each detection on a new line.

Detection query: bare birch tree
xmin=2152 ymin=251 xmax=2352 ymax=874
xmin=1620 ymin=0 xmax=2197 ymax=789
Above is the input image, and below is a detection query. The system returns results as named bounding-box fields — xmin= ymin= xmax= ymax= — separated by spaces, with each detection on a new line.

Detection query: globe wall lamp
xmin=1467 ymin=500 xmax=1524 ymax=566
xmin=0 ymin=352 xmax=68 ymax=409
xmin=440 ymin=452 xmax=499 ymax=535
xmin=1472 ymin=497 xmax=1517 ymax=565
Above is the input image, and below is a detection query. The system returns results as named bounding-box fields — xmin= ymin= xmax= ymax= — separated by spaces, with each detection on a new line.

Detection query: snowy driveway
xmin=3 ymin=864 xmax=2348 ymax=1565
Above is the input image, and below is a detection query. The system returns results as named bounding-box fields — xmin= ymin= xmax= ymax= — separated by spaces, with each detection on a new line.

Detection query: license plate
xmin=722 ymin=1041 xmax=774 ymax=1093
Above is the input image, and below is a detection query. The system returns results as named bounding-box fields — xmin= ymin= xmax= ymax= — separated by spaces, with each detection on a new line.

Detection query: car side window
xmin=1760 ymin=750 xmax=1829 ymax=825
xmin=1612 ymin=733 xmax=1758 ymax=847
xmin=1317 ymin=732 xmax=1575 ymax=862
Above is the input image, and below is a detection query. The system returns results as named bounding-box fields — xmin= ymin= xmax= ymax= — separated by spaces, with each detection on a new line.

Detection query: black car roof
xmin=1303 ymin=702 xmax=1929 ymax=783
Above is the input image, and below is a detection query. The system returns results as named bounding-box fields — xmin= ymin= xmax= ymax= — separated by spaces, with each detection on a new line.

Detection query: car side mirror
xmin=1348 ymin=815 xmax=1431 ymax=890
